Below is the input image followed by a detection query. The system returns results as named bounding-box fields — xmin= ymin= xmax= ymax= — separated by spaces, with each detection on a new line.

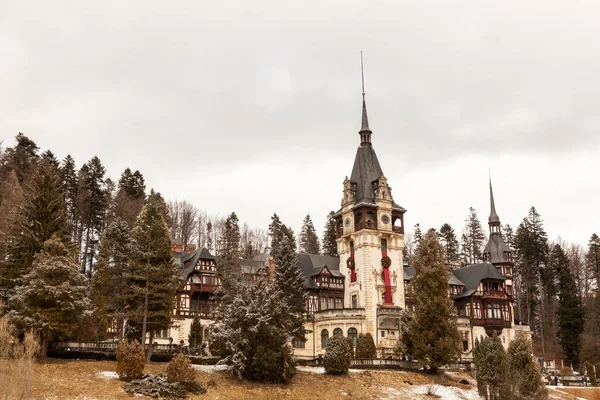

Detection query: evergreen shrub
xmin=116 ymin=340 xmax=145 ymax=381
xmin=167 ymin=353 xmax=196 ymax=383
xmin=324 ymin=334 xmax=353 ymax=375
xmin=355 ymin=333 xmax=376 ymax=359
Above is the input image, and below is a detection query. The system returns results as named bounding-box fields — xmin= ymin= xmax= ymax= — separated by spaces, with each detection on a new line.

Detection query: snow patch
xmin=192 ymin=364 xmax=230 ymax=374
xmin=296 ymin=366 xmax=326 ymax=374
xmin=98 ymin=371 xmax=119 ymax=380
xmin=411 ymin=384 xmax=483 ymax=400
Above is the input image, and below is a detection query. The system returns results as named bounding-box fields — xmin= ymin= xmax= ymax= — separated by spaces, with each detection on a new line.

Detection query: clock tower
xmin=334 ymin=85 xmax=407 ymax=348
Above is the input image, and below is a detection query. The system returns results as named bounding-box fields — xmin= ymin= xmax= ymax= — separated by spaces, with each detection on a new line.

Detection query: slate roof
xmin=176 ymin=247 xmax=215 ymax=280
xmin=488 ymin=181 xmax=500 ymax=224
xmin=403 ymin=265 xmax=464 ymax=287
xmin=484 ymin=233 xmax=512 ymax=264
xmin=297 ymin=253 xmax=342 ymax=289
xmin=452 ymin=262 xmax=506 ymax=299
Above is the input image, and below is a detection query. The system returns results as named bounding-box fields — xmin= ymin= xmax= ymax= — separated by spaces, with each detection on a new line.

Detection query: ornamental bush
xmin=167 ymin=353 xmax=196 ymax=383
xmin=324 ymin=334 xmax=353 ymax=375
xmin=116 ymin=340 xmax=145 ymax=381
xmin=355 ymin=333 xmax=376 ymax=359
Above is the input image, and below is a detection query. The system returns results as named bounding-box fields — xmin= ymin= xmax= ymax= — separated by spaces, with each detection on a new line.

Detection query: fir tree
xmin=274 ymin=234 xmax=306 ymax=341
xmin=355 ymin=333 xmax=376 ymax=359
xmin=408 ymin=229 xmax=460 ymax=372
xmin=1 ymin=159 xmax=65 ymax=297
xmin=0 ymin=170 xmax=24 ymax=259
xmin=218 ymin=212 xmax=241 ymax=289
xmin=126 ymin=191 xmax=178 ymax=362
xmin=268 ymin=213 xmax=283 ymax=259
xmin=502 ymin=224 xmax=516 ymax=252
xmin=323 ymin=334 xmax=353 ymax=375
xmin=439 ymin=223 xmax=460 ymax=268
xmin=210 ymin=279 xmax=296 ymax=383
xmin=91 ymin=217 xmax=132 ymax=339
xmin=586 ymin=233 xmax=600 ymax=288
xmin=506 ymin=333 xmax=546 ymax=399
xmin=473 ymin=332 xmax=509 ymax=400
xmin=188 ymin=318 xmax=203 ymax=350
xmin=299 ymin=214 xmax=320 ymax=254
xmin=114 ymin=168 xmax=146 ymax=227
xmin=60 ymin=155 xmax=79 ymax=237
xmin=41 ymin=150 xmax=59 ymax=167
xmin=321 ymin=211 xmax=338 ymax=257
xmin=581 ymin=293 xmax=600 ymax=370
xmin=553 ymin=244 xmax=585 ymax=367
xmin=8 ymin=235 xmax=89 ymax=358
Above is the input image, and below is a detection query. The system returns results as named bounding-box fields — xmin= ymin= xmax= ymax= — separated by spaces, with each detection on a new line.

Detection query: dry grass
xmin=0 ymin=359 xmax=481 ymax=399
xmin=0 ymin=314 xmax=38 ymax=400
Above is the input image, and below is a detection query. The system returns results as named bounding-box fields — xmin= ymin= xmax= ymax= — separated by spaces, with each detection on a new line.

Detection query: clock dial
xmin=381 ymin=214 xmax=390 ymax=225
xmin=344 ymin=217 xmax=351 ymax=227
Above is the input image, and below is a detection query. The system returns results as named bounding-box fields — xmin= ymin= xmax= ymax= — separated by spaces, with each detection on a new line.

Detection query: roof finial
xmin=359 ymin=51 xmax=372 ymax=143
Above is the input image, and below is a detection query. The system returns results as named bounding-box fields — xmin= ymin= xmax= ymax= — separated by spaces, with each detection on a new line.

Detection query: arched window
xmin=321 ymin=329 xmax=329 ymax=349
xmin=333 ymin=328 xmax=343 ymax=336
xmin=348 ymin=328 xmax=358 ymax=347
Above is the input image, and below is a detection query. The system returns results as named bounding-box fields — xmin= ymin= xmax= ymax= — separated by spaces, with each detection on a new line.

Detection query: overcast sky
xmin=1 ymin=0 xmax=599 ymax=246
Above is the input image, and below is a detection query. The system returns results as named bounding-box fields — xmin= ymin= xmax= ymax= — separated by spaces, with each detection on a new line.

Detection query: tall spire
xmin=359 ymin=51 xmax=372 ymax=145
xmin=488 ymin=173 xmax=500 ymax=225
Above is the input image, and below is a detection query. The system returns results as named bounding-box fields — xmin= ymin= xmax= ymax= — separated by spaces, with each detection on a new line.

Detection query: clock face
xmin=344 ymin=216 xmax=351 ymax=227
xmin=381 ymin=214 xmax=390 ymax=225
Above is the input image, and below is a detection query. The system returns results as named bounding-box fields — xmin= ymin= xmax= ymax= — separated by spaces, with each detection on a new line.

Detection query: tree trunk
xmin=39 ymin=326 xmax=49 ymax=359
xmin=140 ymin=290 xmax=149 ymax=354
xmin=146 ymin=330 xmax=155 ymax=363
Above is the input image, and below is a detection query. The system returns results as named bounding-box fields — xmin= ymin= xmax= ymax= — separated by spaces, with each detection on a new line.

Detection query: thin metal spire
xmin=359 ymin=51 xmax=371 ymax=139
xmin=361 ymin=51 xmax=365 ymax=102
xmin=488 ymin=171 xmax=500 ymax=224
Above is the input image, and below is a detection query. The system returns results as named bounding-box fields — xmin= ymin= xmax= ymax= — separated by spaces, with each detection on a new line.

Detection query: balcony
xmin=355 ymin=220 xmax=377 ymax=231
xmin=392 ymin=226 xmax=404 ymax=234
xmin=482 ymin=290 xmax=507 ymax=299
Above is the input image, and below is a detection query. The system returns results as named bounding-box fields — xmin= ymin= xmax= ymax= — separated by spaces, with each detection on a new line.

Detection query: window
xmin=486 ymin=304 xmax=493 ymax=319
xmin=351 ymin=295 xmax=357 ymax=308
xmin=321 ymin=329 xmax=329 ymax=349
xmin=348 ymin=328 xmax=358 ymax=347
xmin=493 ymin=304 xmax=501 ymax=319
xmin=381 ymin=331 xmax=385 ymax=338
xmin=155 ymin=329 xmax=169 ymax=338
xmin=293 ymin=338 xmax=305 ymax=349
xmin=381 ymin=291 xmax=386 ymax=303
xmin=381 ymin=238 xmax=387 ymax=254
xmin=333 ymin=328 xmax=343 ymax=336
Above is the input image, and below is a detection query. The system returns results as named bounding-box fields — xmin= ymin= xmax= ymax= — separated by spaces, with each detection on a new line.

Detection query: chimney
xmin=171 ymin=241 xmax=183 ymax=253
xmin=185 ymin=244 xmax=197 ymax=253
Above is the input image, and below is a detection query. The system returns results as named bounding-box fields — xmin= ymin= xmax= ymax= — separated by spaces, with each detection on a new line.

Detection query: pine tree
xmin=126 ymin=191 xmax=178 ymax=362
xmin=1 ymin=159 xmax=65 ymax=297
xmin=502 ymin=224 xmax=516 ymax=251
xmin=209 ymin=279 xmax=296 ymax=383
xmin=581 ymin=293 xmax=600 ymax=371
xmin=114 ymin=168 xmax=146 ymax=227
xmin=299 ymin=214 xmax=320 ymax=254
xmin=91 ymin=217 xmax=132 ymax=339
xmin=462 ymin=207 xmax=486 ymax=264
xmin=274 ymin=233 xmax=306 ymax=341
xmin=473 ymin=332 xmax=509 ymax=400
xmin=78 ymin=156 xmax=110 ymax=277
xmin=515 ymin=207 xmax=549 ymax=331
xmin=8 ymin=235 xmax=89 ymax=358
xmin=41 ymin=150 xmax=59 ymax=167
xmin=408 ymin=229 xmax=460 ymax=372
xmin=412 ymin=223 xmax=422 ymax=251
xmin=439 ymin=223 xmax=460 ymax=268
xmin=506 ymin=333 xmax=546 ymax=399
xmin=188 ymin=318 xmax=203 ymax=350
xmin=0 ymin=133 xmax=39 ymax=185
xmin=322 ymin=211 xmax=338 ymax=257
xmin=553 ymin=244 xmax=585 ymax=367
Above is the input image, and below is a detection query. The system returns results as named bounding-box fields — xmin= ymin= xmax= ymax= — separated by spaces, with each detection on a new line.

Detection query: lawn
xmin=1 ymin=358 xmax=482 ymax=399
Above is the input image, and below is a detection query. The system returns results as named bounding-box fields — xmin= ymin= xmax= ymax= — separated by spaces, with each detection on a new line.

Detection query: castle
xmin=159 ymin=89 xmax=530 ymax=361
